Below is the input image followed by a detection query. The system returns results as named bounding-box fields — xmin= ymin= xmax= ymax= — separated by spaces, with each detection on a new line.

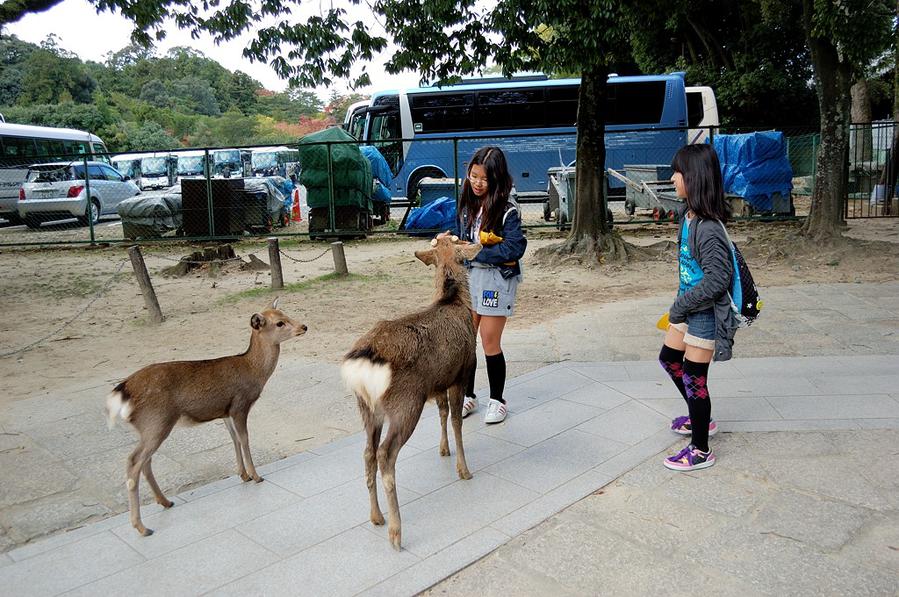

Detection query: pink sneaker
xmin=462 ymin=396 xmax=478 ymax=418
xmin=670 ymin=416 xmax=718 ymax=437
xmin=664 ymin=444 xmax=716 ymax=471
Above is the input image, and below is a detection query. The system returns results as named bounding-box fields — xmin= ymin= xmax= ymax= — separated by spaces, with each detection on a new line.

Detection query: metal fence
xmin=1 ymin=122 xmax=895 ymax=246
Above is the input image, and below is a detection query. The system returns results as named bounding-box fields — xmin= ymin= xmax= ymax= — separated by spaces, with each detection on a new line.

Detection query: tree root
xmin=533 ymin=231 xmax=661 ymax=268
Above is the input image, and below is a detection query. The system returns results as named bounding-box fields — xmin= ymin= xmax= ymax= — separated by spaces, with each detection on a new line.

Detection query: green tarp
xmin=299 ymin=127 xmax=372 ymax=211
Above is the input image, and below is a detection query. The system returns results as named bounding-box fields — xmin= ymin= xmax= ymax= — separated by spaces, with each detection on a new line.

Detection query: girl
xmin=441 ymin=147 xmax=527 ymax=424
xmin=659 ymin=143 xmax=738 ymax=471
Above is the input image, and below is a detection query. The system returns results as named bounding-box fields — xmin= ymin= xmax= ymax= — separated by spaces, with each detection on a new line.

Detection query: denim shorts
xmin=670 ymin=308 xmax=716 ymax=350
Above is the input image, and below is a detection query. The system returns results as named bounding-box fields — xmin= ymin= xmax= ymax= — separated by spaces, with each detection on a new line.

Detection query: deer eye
xmin=276 ymin=321 xmax=285 ymax=327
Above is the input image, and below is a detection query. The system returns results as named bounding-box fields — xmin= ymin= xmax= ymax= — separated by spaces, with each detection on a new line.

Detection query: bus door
xmin=366 ymin=97 xmax=403 ymax=177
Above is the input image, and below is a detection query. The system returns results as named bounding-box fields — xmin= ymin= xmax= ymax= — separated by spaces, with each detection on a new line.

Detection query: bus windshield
xmin=178 ymin=156 xmax=205 ymax=175
xmin=141 ymin=157 xmax=167 ymax=176
xmin=251 ymin=152 xmax=278 ymax=170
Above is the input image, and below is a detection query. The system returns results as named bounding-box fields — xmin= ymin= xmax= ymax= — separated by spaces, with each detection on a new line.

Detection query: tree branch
xmin=0 ymin=0 xmax=64 ymax=26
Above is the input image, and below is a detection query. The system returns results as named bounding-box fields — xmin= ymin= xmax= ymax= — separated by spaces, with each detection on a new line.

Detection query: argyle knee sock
xmin=659 ymin=345 xmax=688 ymax=404
xmin=683 ymin=359 xmax=712 ymax=452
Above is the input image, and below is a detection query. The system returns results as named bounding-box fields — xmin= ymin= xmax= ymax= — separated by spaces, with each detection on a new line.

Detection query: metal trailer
xmin=608 ymin=166 xmax=683 ymax=221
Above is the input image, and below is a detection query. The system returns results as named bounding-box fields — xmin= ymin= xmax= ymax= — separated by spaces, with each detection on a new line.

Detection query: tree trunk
xmin=875 ymin=6 xmax=899 ymax=214
xmin=571 ymin=66 xmax=609 ymax=241
xmin=801 ymin=0 xmax=853 ymax=242
xmin=850 ymin=79 xmax=872 ymax=163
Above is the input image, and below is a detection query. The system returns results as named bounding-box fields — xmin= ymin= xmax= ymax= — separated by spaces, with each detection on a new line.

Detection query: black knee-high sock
xmin=485 ymin=352 xmax=506 ymax=404
xmin=659 ymin=345 xmax=688 ymax=405
xmin=683 ymin=359 xmax=712 ymax=452
xmin=465 ymin=365 xmax=476 ymax=398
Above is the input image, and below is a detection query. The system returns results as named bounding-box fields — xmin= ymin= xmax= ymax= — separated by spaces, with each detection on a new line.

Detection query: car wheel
xmin=24 ymin=215 xmax=42 ymax=229
xmin=78 ymin=199 xmax=101 ymax=226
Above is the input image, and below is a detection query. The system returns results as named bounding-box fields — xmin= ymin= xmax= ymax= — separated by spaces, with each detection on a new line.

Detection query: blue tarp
xmin=360 ymin=146 xmax=394 ymax=189
xmin=404 ymin=195 xmax=457 ymax=236
xmin=372 ymin=181 xmax=392 ymax=204
xmin=713 ymin=132 xmax=793 ymax=212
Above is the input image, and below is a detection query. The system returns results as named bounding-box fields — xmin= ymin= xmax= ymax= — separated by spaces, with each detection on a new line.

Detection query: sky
xmin=5 ymin=0 xmax=424 ymax=101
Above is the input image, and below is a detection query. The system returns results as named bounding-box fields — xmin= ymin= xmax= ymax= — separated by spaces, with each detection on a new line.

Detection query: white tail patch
xmin=105 ymin=390 xmax=132 ymax=429
xmin=341 ymin=358 xmax=392 ymax=412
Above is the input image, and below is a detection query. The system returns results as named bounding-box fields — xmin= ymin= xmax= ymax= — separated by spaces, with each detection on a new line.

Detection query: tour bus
xmin=342 ymin=99 xmax=371 ymax=140
xmin=111 ymin=152 xmax=177 ymax=190
xmin=0 ymin=122 xmax=109 ymax=224
xmin=174 ymin=149 xmax=210 ymax=180
xmin=111 ymin=154 xmax=142 ymax=183
xmin=360 ymin=73 xmax=715 ymax=201
xmin=250 ymin=146 xmax=300 ymax=178
xmin=211 ymin=148 xmax=251 ymax=177
xmin=686 ymin=86 xmax=720 ymax=144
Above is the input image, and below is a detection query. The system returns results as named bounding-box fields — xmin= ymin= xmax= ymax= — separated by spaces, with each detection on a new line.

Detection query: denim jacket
xmin=453 ymin=201 xmax=527 ymax=278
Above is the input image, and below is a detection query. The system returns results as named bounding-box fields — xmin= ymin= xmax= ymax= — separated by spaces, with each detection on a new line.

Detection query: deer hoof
xmin=136 ymin=524 xmax=153 ymax=537
xmin=252 ymin=475 xmax=264 ymax=483
xmin=439 ymin=446 xmax=450 ymax=457
xmin=158 ymin=498 xmax=174 ymax=508
xmin=389 ymin=527 xmax=402 ymax=551
xmin=371 ymin=511 xmax=385 ymax=526
xmin=240 ymin=472 xmax=251 ymax=482
xmin=458 ymin=468 xmax=473 ymax=480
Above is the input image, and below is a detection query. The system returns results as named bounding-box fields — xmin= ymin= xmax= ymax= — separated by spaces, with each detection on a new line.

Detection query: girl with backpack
xmin=659 ymin=143 xmax=739 ymax=471
xmin=439 ymin=146 xmax=527 ymax=424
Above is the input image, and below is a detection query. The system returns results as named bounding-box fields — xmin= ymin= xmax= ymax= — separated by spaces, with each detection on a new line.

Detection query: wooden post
xmin=331 ymin=241 xmax=348 ymax=275
xmin=127 ymin=245 xmax=164 ymax=323
xmin=268 ymin=237 xmax=284 ymax=289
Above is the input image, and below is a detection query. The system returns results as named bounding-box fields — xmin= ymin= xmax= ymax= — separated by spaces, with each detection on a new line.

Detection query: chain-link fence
xmin=2 ymin=122 xmax=895 ymax=246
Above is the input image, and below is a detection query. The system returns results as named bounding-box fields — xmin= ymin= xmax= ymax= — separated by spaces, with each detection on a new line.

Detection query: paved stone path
xmin=1 ymin=354 xmax=897 ymax=596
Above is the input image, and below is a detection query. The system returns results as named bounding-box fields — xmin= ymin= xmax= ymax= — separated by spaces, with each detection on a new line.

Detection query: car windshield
xmin=26 ymin=165 xmax=74 ymax=183
xmin=142 ymin=157 xmax=167 ymax=176
xmin=178 ymin=157 xmax=204 ymax=175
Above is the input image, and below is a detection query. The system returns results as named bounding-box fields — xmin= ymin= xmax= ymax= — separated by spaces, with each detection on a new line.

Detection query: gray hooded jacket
xmin=669 ymin=207 xmax=739 ymax=361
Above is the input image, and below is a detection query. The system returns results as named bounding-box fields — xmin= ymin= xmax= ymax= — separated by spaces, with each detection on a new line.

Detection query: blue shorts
xmin=670 ymin=308 xmax=715 ymax=350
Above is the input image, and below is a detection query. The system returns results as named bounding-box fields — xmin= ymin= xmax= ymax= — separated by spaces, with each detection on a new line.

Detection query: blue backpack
xmin=718 ymin=222 xmax=762 ymax=326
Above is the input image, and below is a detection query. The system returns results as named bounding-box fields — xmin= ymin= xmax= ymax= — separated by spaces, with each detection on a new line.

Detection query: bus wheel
xmin=406 ymin=168 xmax=444 ymax=205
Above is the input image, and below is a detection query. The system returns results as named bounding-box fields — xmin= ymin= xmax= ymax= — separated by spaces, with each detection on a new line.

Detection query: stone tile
xmin=210 ymin=526 xmax=419 ymax=597
xmin=810 ymin=374 xmax=899 ymax=396
xmin=484 ymin=429 xmax=626 ymax=495
xmin=557 ymin=382 xmax=631 ymax=411
xmin=505 ymin=368 xmax=595 ymax=406
xmin=264 ymin=442 xmax=372 ymax=498
xmin=601 ymin=379 xmax=682 ymax=400
xmin=236 ymin=478 xmax=420 ymax=557
xmin=0 ymin=489 xmax=112 ymax=546
xmin=0 ymin=531 xmax=144 ymax=596
xmin=26 ymin=411 xmax=134 ymax=460
xmin=754 ymin=489 xmax=871 ymax=551
xmin=661 ymin=464 xmax=775 ymax=518
xmin=711 ymin=376 xmax=820 ymax=398
xmin=0 ymin=393 xmax=87 ymax=431
xmin=0 ymin=436 xmax=77 ymax=508
xmin=111 ymin=480 xmax=299 ymax=560
xmin=66 ymin=529 xmax=277 ymax=596
xmin=307 ymin=432 xmax=365 ymax=455
xmin=480 ymin=399 xmax=604 ymax=448
xmin=564 ymin=363 xmax=632 ymax=382
xmin=359 ymin=527 xmax=511 ymax=597
xmin=642 ymin=397 xmax=783 ymax=423
xmin=576 ymin=400 xmax=670 ymax=445
xmin=839 ymin=513 xmax=899 ymax=575
xmin=366 ymin=472 xmax=539 ymax=558
xmin=730 ymin=356 xmax=846 ymax=378
xmin=767 ymin=394 xmax=899 ymax=420
xmin=857 ymin=418 xmax=899 ymax=430
xmin=396 ymin=433 xmax=524 ymax=495
xmin=724 ymin=419 xmax=861 ymax=432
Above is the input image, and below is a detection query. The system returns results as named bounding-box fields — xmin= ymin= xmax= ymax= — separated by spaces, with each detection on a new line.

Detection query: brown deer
xmin=341 ymin=236 xmax=482 ymax=550
xmin=105 ymin=298 xmax=306 ymax=536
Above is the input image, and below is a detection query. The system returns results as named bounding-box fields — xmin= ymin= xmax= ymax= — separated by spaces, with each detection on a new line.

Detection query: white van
xmin=686 ymin=86 xmax=720 ymax=144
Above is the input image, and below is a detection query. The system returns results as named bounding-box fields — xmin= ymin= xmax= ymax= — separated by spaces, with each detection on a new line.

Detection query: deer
xmin=105 ymin=298 xmax=307 ymax=536
xmin=341 ymin=235 xmax=482 ymax=550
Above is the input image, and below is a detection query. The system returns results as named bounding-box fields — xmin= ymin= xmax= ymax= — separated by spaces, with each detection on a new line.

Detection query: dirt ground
xmin=2 ymin=216 xmax=898 ymax=407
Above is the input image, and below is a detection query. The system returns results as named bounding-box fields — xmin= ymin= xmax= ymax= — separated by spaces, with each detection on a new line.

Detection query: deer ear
xmin=270 ymin=297 xmax=280 ymax=310
xmin=457 ymin=243 xmax=482 ymax=261
xmin=415 ymin=248 xmax=437 ymax=266
xmin=250 ymin=313 xmax=265 ymax=330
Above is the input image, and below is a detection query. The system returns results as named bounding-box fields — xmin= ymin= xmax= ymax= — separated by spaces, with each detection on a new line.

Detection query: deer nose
xmin=301 ymin=325 xmax=308 ymax=332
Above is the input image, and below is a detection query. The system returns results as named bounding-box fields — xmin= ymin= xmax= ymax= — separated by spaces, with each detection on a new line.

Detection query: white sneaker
xmin=462 ymin=396 xmax=478 ymax=418
xmin=484 ymin=399 xmax=507 ymax=424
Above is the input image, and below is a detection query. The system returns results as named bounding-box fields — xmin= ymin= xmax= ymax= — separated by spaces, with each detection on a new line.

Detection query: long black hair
xmin=460 ymin=146 xmax=513 ymax=233
xmin=671 ymin=144 xmax=729 ymax=223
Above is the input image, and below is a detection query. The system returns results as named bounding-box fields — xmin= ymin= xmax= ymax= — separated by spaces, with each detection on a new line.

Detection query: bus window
xmin=1 ymin=136 xmax=36 ymax=157
xmin=369 ymin=95 xmax=403 ymax=175
xmin=607 ymin=81 xmax=667 ymax=125
xmin=546 ymin=86 xmax=579 ymax=127
xmin=409 ymin=93 xmax=475 ymax=133
xmin=477 ymin=88 xmax=545 ymax=130
xmin=687 ymin=91 xmax=705 ymax=128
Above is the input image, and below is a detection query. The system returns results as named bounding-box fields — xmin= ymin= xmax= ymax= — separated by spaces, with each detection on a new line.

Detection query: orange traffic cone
xmin=291 ymin=188 xmax=302 ymax=222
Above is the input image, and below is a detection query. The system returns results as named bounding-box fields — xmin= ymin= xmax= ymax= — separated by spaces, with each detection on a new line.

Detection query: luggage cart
xmin=607 ymin=167 xmax=683 ymax=221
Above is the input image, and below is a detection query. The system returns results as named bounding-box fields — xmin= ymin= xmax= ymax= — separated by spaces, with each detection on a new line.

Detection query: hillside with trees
xmin=0 ymin=34 xmax=364 ymax=151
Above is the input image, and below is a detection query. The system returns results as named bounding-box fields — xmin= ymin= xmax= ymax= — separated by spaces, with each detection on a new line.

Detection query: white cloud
xmin=5 ymin=0 xmax=422 ymax=100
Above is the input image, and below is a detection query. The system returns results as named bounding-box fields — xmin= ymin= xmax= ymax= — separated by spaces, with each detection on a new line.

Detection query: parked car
xmin=17 ymin=161 xmax=140 ymax=228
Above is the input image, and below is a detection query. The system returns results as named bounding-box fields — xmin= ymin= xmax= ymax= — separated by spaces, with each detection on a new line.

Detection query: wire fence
xmin=1 ymin=122 xmax=895 ymax=246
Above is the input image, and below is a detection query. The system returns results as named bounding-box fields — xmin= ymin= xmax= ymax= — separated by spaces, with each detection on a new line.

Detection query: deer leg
xmin=224 ymin=417 xmax=248 ymax=481
xmin=126 ymin=428 xmax=171 ymax=536
xmin=231 ymin=411 xmax=262 ymax=483
xmin=378 ymin=397 xmax=424 ymax=551
xmin=448 ymin=384 xmax=473 ymax=480
xmin=142 ymin=458 xmax=173 ymax=508
xmin=358 ymin=396 xmax=384 ymax=526
xmin=435 ymin=390 xmax=450 ymax=457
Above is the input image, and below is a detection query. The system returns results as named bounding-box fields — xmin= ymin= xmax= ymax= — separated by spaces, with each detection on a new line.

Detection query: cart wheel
xmin=652 ymin=207 xmax=662 ymax=221
xmin=667 ymin=210 xmax=676 ymax=221
xmin=624 ymin=200 xmax=635 ymax=216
